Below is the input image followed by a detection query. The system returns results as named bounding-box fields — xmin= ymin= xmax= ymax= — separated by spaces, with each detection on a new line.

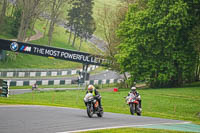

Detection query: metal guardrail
xmin=0 ymin=65 xmax=98 ymax=78
xmin=5 ymin=78 xmax=121 ymax=87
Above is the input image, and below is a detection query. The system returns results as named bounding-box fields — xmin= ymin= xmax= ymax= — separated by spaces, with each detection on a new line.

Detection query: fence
xmin=0 ymin=65 xmax=98 ymax=78
xmin=6 ymin=78 xmax=122 ymax=87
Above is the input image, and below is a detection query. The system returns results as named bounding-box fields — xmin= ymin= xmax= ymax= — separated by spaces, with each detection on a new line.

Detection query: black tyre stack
xmin=0 ymin=79 xmax=9 ymax=97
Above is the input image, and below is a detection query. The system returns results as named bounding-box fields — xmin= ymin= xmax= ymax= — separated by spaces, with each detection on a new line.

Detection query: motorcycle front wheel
xmin=87 ymin=105 xmax=93 ymax=118
xmin=97 ymin=107 xmax=103 ymax=117
xmin=129 ymin=103 xmax=135 ymax=115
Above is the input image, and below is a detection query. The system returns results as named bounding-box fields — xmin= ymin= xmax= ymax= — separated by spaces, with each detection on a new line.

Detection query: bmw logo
xmin=10 ymin=42 xmax=19 ymax=51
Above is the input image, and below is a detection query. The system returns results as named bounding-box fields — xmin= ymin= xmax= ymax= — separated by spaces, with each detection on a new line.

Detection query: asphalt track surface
xmin=0 ymin=105 xmax=190 ymax=133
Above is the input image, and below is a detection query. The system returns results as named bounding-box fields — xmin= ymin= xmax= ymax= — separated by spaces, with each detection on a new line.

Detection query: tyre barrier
xmin=0 ymin=79 xmax=9 ymax=97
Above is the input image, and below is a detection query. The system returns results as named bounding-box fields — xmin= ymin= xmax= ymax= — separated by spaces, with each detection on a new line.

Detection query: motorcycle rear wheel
xmin=136 ymin=105 xmax=141 ymax=116
xmin=137 ymin=112 xmax=141 ymax=116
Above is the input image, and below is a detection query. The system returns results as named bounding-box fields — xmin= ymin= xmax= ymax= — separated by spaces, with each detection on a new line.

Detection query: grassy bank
xmin=0 ymin=86 xmax=199 ymax=124
xmin=0 ymin=19 xmax=99 ymax=69
xmin=78 ymin=128 xmax=195 ymax=133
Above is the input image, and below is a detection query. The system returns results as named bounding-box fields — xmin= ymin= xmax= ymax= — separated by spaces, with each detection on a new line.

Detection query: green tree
xmin=17 ymin=0 xmax=48 ymax=41
xmin=78 ymin=0 xmax=96 ymax=50
xmin=95 ymin=0 xmax=147 ymax=88
xmin=47 ymin=0 xmax=69 ymax=46
xmin=10 ymin=7 xmax=22 ymax=37
xmin=116 ymin=0 xmax=200 ymax=88
xmin=66 ymin=0 xmax=95 ymax=49
xmin=66 ymin=0 xmax=82 ymax=47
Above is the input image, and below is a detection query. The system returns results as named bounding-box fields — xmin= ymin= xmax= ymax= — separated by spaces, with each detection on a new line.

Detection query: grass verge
xmin=77 ymin=128 xmax=196 ymax=133
xmin=0 ymin=86 xmax=199 ymax=124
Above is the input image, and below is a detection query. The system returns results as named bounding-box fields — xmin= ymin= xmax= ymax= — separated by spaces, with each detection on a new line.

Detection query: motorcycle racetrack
xmin=1 ymin=105 xmax=199 ymax=133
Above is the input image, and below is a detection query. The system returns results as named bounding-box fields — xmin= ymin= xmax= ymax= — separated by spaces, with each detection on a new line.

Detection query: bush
xmin=94 ymin=84 xmax=101 ymax=89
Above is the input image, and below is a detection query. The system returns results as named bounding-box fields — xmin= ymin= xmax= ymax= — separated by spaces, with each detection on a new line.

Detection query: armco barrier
xmin=0 ymin=65 xmax=98 ymax=78
xmin=6 ymin=78 xmax=121 ymax=87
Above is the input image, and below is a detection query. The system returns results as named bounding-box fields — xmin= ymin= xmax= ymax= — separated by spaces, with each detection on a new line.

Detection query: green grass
xmin=0 ymin=51 xmax=82 ymax=69
xmin=0 ymin=87 xmax=199 ymax=124
xmin=78 ymin=128 xmax=195 ymax=133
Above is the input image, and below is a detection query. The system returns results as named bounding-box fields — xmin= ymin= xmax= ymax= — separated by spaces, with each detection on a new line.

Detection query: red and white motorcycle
xmin=125 ymin=93 xmax=141 ymax=116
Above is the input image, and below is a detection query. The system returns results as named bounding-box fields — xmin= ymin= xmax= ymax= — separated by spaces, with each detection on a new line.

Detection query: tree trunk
xmin=72 ymin=32 xmax=77 ymax=47
xmin=123 ymin=72 xmax=129 ymax=88
xmin=10 ymin=4 xmax=15 ymax=17
xmin=26 ymin=19 xmax=37 ymax=42
xmin=17 ymin=10 xmax=31 ymax=42
xmin=17 ymin=11 xmax=25 ymax=41
xmin=43 ymin=19 xmax=49 ymax=38
xmin=79 ymin=37 xmax=83 ymax=51
xmin=195 ymin=55 xmax=200 ymax=81
xmin=48 ymin=20 xmax=55 ymax=46
xmin=174 ymin=61 xmax=182 ymax=87
xmin=0 ymin=0 xmax=8 ymax=30
xmin=68 ymin=26 xmax=72 ymax=44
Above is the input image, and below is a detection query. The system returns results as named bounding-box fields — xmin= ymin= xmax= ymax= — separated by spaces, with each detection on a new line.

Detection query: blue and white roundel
xmin=10 ymin=42 xmax=19 ymax=51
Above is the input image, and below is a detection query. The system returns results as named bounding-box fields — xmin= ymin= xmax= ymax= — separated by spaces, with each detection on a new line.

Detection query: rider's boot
xmin=139 ymin=100 xmax=142 ymax=111
xmin=99 ymin=103 xmax=103 ymax=110
xmin=84 ymin=102 xmax=87 ymax=107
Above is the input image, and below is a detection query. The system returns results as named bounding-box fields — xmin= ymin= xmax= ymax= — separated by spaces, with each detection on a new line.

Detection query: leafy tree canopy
xmin=116 ymin=0 xmax=200 ymax=88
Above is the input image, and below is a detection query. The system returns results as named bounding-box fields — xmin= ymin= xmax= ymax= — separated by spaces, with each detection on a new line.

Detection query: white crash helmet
xmin=88 ymin=85 xmax=94 ymax=90
xmin=131 ymin=86 xmax=136 ymax=91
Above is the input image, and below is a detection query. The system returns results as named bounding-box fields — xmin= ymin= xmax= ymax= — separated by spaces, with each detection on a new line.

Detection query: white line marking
xmin=57 ymin=122 xmax=191 ymax=133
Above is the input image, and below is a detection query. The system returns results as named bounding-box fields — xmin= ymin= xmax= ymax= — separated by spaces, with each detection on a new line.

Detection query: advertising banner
xmin=0 ymin=39 xmax=107 ymax=66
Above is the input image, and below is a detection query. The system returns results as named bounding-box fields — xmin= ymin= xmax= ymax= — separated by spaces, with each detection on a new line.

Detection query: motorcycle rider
xmin=32 ymin=83 xmax=38 ymax=91
xmin=128 ymin=86 xmax=142 ymax=111
xmin=85 ymin=84 xmax=102 ymax=109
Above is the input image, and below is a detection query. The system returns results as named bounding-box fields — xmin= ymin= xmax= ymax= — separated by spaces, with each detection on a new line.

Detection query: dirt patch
xmin=99 ymin=88 xmax=114 ymax=92
xmin=136 ymin=84 xmax=147 ymax=89
xmin=11 ymin=29 xmax=43 ymax=42
xmin=26 ymin=29 xmax=43 ymax=41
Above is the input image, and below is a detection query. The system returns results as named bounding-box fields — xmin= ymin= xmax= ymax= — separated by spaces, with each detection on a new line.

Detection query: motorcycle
xmin=125 ymin=93 xmax=141 ymax=116
xmin=84 ymin=93 xmax=103 ymax=118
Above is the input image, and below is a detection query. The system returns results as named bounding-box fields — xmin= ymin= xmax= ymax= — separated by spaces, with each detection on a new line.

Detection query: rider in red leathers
xmin=128 ymin=87 xmax=142 ymax=111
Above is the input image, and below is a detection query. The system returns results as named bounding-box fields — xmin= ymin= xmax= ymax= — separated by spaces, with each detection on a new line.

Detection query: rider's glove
xmin=136 ymin=97 xmax=140 ymax=101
